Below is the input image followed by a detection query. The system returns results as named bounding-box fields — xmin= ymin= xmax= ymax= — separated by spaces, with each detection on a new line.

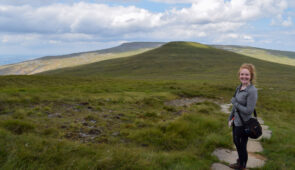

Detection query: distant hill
xmin=40 ymin=42 xmax=165 ymax=60
xmin=0 ymin=42 xmax=165 ymax=75
xmin=212 ymin=45 xmax=295 ymax=66
xmin=1 ymin=42 xmax=294 ymax=76
xmin=41 ymin=41 xmax=295 ymax=85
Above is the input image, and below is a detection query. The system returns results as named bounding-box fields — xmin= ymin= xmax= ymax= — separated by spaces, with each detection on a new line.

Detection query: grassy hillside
xmin=212 ymin=45 xmax=295 ymax=66
xmin=0 ymin=42 xmax=164 ymax=75
xmin=42 ymin=42 xmax=295 ymax=87
xmin=0 ymin=41 xmax=294 ymax=169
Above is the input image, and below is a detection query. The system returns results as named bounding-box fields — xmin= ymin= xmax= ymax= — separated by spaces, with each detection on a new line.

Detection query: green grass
xmin=0 ymin=76 xmax=233 ymax=169
xmin=0 ymin=42 xmax=294 ymax=169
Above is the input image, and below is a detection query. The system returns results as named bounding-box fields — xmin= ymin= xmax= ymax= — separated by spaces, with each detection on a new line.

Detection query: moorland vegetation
xmin=0 ymin=42 xmax=294 ymax=169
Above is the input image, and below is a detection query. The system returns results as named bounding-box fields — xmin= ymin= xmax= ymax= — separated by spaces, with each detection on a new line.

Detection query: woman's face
xmin=239 ymin=68 xmax=251 ymax=85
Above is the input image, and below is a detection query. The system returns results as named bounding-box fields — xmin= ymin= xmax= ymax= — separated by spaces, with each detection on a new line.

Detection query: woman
xmin=228 ymin=63 xmax=258 ymax=170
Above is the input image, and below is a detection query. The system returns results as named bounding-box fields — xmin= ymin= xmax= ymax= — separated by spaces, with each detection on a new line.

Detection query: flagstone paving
xmin=234 ymin=140 xmax=263 ymax=153
xmin=211 ymin=163 xmax=233 ymax=170
xmin=163 ymin=97 xmax=272 ymax=169
xmin=211 ymin=103 xmax=272 ymax=169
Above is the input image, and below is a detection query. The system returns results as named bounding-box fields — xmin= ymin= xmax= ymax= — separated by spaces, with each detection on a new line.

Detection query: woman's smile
xmin=239 ymin=68 xmax=251 ymax=85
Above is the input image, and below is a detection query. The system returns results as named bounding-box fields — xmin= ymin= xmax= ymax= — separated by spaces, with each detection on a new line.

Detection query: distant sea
xmin=0 ymin=55 xmax=40 ymax=66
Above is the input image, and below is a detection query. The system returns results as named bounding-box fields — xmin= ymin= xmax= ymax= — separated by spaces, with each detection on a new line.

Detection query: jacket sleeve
xmin=233 ymin=87 xmax=257 ymax=115
xmin=228 ymin=86 xmax=239 ymax=121
xmin=228 ymin=106 xmax=235 ymax=121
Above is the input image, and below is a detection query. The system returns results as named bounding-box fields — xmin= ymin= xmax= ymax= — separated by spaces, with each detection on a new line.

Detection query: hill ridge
xmin=0 ymin=42 xmax=165 ymax=75
xmin=40 ymin=42 xmax=166 ymax=60
xmin=212 ymin=44 xmax=295 ymax=66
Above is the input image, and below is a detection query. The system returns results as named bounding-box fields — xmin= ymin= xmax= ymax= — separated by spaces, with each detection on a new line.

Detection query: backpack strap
xmin=254 ymin=109 xmax=257 ymax=118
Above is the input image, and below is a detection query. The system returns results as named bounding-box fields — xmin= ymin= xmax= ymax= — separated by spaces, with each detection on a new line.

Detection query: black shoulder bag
xmin=233 ymin=89 xmax=262 ymax=139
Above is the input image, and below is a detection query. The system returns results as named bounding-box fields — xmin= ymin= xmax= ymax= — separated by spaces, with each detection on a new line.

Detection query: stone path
xmin=164 ymin=97 xmax=272 ymax=169
xmin=220 ymin=104 xmax=232 ymax=114
xmin=211 ymin=104 xmax=272 ymax=170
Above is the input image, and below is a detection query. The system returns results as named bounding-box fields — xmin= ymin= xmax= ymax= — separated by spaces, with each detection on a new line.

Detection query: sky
xmin=0 ymin=0 xmax=295 ymax=65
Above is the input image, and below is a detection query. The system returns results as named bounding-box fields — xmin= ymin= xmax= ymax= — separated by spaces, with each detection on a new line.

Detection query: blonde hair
xmin=238 ymin=63 xmax=256 ymax=84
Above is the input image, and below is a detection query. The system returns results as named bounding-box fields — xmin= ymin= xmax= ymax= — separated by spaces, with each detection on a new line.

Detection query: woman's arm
xmin=232 ymin=88 xmax=257 ymax=115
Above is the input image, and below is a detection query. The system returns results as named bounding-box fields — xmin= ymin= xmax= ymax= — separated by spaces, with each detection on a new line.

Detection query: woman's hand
xmin=228 ymin=120 xmax=233 ymax=127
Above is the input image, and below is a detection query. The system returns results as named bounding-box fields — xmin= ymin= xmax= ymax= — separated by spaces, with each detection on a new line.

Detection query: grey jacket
xmin=228 ymin=84 xmax=258 ymax=127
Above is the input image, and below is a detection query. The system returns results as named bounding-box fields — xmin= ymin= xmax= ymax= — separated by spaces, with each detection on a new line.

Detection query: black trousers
xmin=232 ymin=124 xmax=248 ymax=168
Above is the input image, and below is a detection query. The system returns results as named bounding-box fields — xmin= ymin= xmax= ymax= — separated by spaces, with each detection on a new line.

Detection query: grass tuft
xmin=1 ymin=120 xmax=35 ymax=135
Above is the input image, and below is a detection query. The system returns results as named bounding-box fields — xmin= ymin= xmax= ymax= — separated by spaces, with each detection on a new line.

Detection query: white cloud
xmin=0 ymin=32 xmax=122 ymax=56
xmin=243 ymin=35 xmax=254 ymax=41
xmin=282 ymin=17 xmax=293 ymax=26
xmin=0 ymin=0 xmax=65 ymax=6
xmin=0 ymin=0 xmax=289 ymax=35
xmin=213 ymin=33 xmax=255 ymax=43
xmin=286 ymin=0 xmax=295 ymax=8
xmin=0 ymin=3 xmax=164 ymax=35
xmin=0 ymin=0 xmax=293 ymax=57
xmin=150 ymin=0 xmax=193 ymax=3
xmin=0 ymin=34 xmax=41 ymax=44
xmin=271 ymin=14 xmax=293 ymax=26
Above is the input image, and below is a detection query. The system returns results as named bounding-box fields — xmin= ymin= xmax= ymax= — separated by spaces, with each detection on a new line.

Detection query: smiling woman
xmin=228 ymin=63 xmax=258 ymax=170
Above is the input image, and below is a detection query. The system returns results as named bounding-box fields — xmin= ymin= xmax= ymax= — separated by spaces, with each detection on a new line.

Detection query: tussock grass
xmin=0 ymin=75 xmax=233 ymax=169
xmin=1 ymin=120 xmax=35 ymax=135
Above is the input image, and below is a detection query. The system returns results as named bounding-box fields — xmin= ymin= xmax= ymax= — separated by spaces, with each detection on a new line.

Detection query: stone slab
xmin=257 ymin=117 xmax=264 ymax=125
xmin=220 ymin=104 xmax=231 ymax=114
xmin=249 ymin=137 xmax=261 ymax=141
xmin=212 ymin=148 xmax=266 ymax=168
xmin=248 ymin=140 xmax=263 ymax=152
xmin=212 ymin=149 xmax=237 ymax=165
xmin=262 ymin=129 xmax=272 ymax=139
xmin=233 ymin=140 xmax=263 ymax=152
xmin=211 ymin=163 xmax=232 ymax=170
xmin=233 ymin=140 xmax=263 ymax=153
xmin=261 ymin=125 xmax=269 ymax=130
xmin=248 ymin=152 xmax=267 ymax=167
